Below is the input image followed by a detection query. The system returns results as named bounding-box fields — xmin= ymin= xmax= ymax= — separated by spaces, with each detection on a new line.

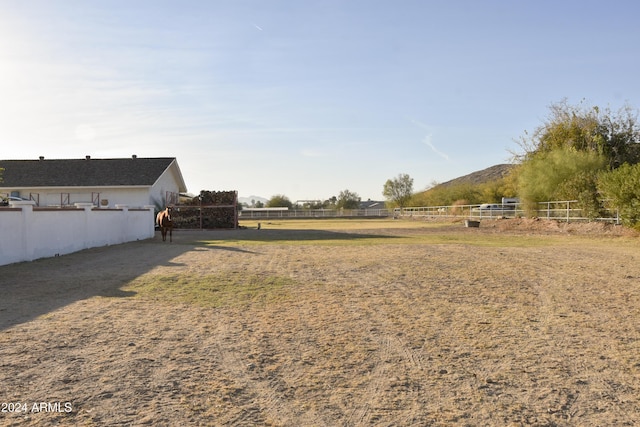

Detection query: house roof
xmin=0 ymin=156 xmax=185 ymax=189
xmin=359 ymin=200 xmax=387 ymax=209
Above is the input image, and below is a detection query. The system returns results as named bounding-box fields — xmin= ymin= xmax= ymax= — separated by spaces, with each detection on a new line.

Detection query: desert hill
xmin=436 ymin=163 xmax=515 ymax=188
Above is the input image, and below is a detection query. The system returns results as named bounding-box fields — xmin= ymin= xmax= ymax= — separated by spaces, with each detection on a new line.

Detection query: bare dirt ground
xmin=1 ymin=219 xmax=640 ymax=426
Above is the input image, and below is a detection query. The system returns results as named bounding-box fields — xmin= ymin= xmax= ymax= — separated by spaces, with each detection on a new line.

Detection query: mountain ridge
xmin=436 ymin=163 xmax=515 ymax=188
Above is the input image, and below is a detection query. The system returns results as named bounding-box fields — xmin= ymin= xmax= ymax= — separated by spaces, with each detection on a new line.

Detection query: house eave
xmin=0 ymin=185 xmax=153 ymax=190
xmin=152 ymin=158 xmax=188 ymax=193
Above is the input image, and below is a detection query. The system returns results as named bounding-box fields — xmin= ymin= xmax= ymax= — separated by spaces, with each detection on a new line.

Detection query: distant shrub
xmin=410 ymin=183 xmax=483 ymax=207
xmin=451 ymin=199 xmax=469 ymax=216
xmin=517 ymin=147 xmax=607 ymax=216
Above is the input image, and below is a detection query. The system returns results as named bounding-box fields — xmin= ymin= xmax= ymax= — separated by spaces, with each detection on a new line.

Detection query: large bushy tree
xmin=336 ymin=189 xmax=361 ymax=209
xmin=514 ymin=99 xmax=640 ymax=168
xmin=517 ymin=147 xmax=607 ymax=215
xmin=266 ymin=194 xmax=293 ymax=208
xmin=383 ymin=173 xmax=414 ymax=208
xmin=513 ymin=100 xmax=640 ymax=217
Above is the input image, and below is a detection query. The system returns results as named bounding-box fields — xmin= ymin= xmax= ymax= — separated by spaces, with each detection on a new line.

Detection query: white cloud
xmin=410 ymin=119 xmax=450 ymax=161
xmin=423 ymin=134 xmax=450 ymax=161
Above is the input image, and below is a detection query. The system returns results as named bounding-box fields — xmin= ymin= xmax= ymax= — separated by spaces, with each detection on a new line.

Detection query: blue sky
xmin=1 ymin=1 xmax=639 ymax=202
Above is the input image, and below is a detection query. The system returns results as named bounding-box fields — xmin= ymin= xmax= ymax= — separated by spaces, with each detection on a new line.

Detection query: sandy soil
xmin=1 ymin=219 xmax=640 ymax=426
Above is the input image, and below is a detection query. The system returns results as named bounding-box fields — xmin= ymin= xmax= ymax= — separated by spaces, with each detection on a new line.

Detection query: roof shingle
xmin=0 ymin=157 xmax=176 ymax=187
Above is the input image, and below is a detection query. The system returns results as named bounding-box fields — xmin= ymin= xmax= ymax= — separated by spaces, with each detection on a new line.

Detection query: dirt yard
xmin=1 ymin=218 xmax=640 ymax=426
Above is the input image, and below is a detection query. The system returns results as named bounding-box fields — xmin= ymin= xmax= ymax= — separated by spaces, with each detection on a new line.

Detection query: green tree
xmin=299 ymin=200 xmax=324 ymax=209
xmin=266 ymin=194 xmax=293 ymax=208
xmin=478 ymin=176 xmax=518 ymax=204
xmin=336 ymin=189 xmax=361 ymax=209
xmin=514 ymin=99 xmax=640 ymax=168
xmin=516 ymin=147 xmax=607 ymax=215
xmin=598 ymin=163 xmax=640 ymax=226
xmin=383 ymin=173 xmax=414 ymax=208
xmin=321 ymin=196 xmax=337 ymax=209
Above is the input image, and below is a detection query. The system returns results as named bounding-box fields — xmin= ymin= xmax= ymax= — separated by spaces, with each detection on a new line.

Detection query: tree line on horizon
xmin=244 ymin=189 xmax=365 ymax=211
xmin=244 ymin=176 xmax=416 ymax=211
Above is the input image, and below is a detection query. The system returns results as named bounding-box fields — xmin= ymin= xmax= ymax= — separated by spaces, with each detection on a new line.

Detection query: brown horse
xmin=156 ymin=207 xmax=173 ymax=242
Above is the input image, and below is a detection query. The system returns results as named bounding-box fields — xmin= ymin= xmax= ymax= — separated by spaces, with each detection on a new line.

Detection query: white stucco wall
xmin=0 ymin=202 xmax=156 ymax=266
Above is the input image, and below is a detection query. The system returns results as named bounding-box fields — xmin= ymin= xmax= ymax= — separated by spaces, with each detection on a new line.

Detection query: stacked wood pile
xmin=172 ymin=190 xmax=238 ymax=229
xmin=170 ymin=207 xmax=202 ymax=230
xmin=198 ymin=191 xmax=236 ymax=206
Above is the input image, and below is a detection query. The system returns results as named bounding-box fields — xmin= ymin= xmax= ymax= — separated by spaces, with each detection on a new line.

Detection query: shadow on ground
xmin=0 ymin=232 xmax=209 ymax=331
xmin=0 ymin=228 xmax=397 ymax=331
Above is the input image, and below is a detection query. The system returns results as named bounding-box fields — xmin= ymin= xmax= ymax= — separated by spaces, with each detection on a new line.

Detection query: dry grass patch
xmin=123 ymin=272 xmax=295 ymax=308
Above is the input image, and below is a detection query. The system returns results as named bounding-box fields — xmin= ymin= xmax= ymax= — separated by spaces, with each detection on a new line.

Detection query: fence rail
xmin=237 ymin=201 xmax=620 ymax=224
xmin=400 ymin=201 xmax=620 ymax=224
xmin=239 ymin=209 xmax=392 ymax=219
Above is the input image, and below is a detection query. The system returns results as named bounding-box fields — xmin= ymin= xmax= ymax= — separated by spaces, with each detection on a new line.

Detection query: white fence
xmin=400 ymin=201 xmax=620 ymax=223
xmin=239 ymin=208 xmax=392 ymax=219
xmin=0 ymin=201 xmax=156 ymax=266
xmin=238 ymin=201 xmax=620 ymax=223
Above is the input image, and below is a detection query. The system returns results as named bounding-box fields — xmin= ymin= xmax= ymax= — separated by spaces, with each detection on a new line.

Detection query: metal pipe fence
xmin=399 ymin=201 xmax=620 ymax=224
xmin=237 ymin=201 xmax=620 ymax=224
xmin=239 ymin=208 xmax=392 ymax=219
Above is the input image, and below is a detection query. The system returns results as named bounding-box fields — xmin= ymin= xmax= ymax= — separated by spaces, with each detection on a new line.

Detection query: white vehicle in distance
xmin=478 ymin=203 xmax=514 ymax=211
xmin=472 ymin=203 xmax=516 ymax=215
xmin=471 ymin=198 xmax=519 ymax=216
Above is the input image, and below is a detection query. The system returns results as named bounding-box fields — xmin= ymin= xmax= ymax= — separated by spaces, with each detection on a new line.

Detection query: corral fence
xmin=399 ymin=201 xmax=620 ymax=224
xmin=239 ymin=208 xmax=392 ymax=219
xmin=237 ymin=201 xmax=621 ymax=223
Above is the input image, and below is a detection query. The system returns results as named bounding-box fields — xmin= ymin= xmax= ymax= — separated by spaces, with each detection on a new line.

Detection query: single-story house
xmin=0 ymin=155 xmax=187 ymax=208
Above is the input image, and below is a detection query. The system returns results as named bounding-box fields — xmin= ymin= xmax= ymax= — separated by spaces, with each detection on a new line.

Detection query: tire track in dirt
xmin=346 ymin=329 xmax=426 ymax=426
xmin=345 ymin=334 xmax=392 ymax=426
xmin=340 ymin=254 xmax=431 ymax=426
xmin=516 ymin=249 xmax=640 ymax=424
xmin=212 ymin=319 xmax=300 ymax=426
